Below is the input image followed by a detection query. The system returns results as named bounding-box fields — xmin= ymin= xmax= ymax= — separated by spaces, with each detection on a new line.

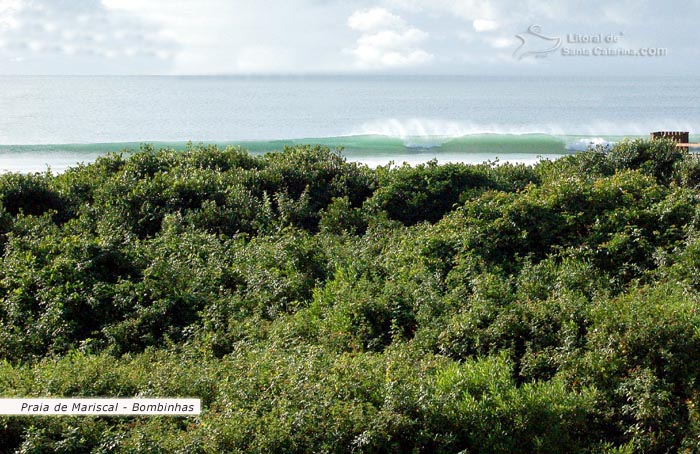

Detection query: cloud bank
xmin=0 ymin=0 xmax=695 ymax=74
xmin=0 ymin=0 xmax=176 ymax=73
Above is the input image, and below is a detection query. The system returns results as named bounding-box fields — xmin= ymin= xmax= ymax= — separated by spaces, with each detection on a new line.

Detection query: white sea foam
xmin=351 ymin=118 xmax=563 ymax=139
xmin=565 ymin=137 xmax=616 ymax=152
xmin=351 ymin=118 xmax=697 ymax=140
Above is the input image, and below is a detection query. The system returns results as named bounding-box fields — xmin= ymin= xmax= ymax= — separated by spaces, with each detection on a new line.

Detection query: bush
xmin=0 ymin=172 xmax=67 ymax=220
xmin=569 ymin=282 xmax=700 ymax=452
xmin=2 ymin=140 xmax=700 ymax=452
xmin=369 ymin=160 xmax=492 ymax=225
xmin=608 ymin=138 xmax=685 ymax=185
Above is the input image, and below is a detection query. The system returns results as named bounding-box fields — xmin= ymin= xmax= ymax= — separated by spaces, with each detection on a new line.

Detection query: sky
xmin=0 ymin=0 xmax=698 ymax=75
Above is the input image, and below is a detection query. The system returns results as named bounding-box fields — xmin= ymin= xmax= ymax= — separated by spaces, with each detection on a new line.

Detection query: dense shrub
xmin=567 ymin=282 xmax=700 ymax=452
xmin=367 ymin=161 xmax=489 ymax=225
xmin=608 ymin=138 xmax=685 ymax=185
xmin=0 ymin=172 xmax=67 ymax=220
xmin=1 ymin=140 xmax=700 ymax=452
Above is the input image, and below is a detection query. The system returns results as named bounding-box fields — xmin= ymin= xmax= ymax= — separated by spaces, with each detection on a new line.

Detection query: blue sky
xmin=0 ymin=0 xmax=697 ymax=75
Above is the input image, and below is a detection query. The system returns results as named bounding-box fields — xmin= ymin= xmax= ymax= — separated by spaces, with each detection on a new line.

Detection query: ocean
xmin=1 ymin=75 xmax=698 ymax=172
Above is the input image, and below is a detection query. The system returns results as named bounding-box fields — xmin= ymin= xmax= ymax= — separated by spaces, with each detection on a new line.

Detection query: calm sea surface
xmin=1 ymin=75 xmax=698 ymax=171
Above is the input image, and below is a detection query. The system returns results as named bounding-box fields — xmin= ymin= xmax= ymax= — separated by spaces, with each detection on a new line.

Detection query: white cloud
xmin=486 ymin=36 xmax=514 ymax=49
xmin=0 ymin=0 xmax=21 ymax=29
xmin=436 ymin=0 xmax=498 ymax=22
xmin=348 ymin=7 xmax=432 ymax=69
xmin=357 ymin=28 xmax=427 ymax=49
xmin=353 ymin=28 xmax=432 ymax=68
xmin=385 ymin=0 xmax=652 ymax=27
xmin=0 ymin=0 xmax=21 ymax=13
xmin=0 ymin=0 xmax=177 ymax=73
xmin=0 ymin=0 xmax=694 ymax=74
xmin=101 ymin=0 xmax=352 ymax=74
xmin=348 ymin=7 xmax=405 ymax=32
xmin=473 ymin=18 xmax=498 ymax=32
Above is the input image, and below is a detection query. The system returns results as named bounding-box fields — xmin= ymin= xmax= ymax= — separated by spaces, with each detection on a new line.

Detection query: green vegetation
xmin=1 ymin=139 xmax=699 ymax=452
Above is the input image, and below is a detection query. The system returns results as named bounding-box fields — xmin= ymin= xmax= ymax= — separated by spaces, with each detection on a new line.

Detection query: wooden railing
xmin=650 ymin=131 xmax=700 ymax=149
xmin=650 ymin=131 xmax=689 ymax=143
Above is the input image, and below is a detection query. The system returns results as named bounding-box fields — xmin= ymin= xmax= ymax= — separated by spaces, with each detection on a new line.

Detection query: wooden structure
xmin=650 ymin=131 xmax=689 ymax=143
xmin=650 ymin=131 xmax=700 ymax=149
